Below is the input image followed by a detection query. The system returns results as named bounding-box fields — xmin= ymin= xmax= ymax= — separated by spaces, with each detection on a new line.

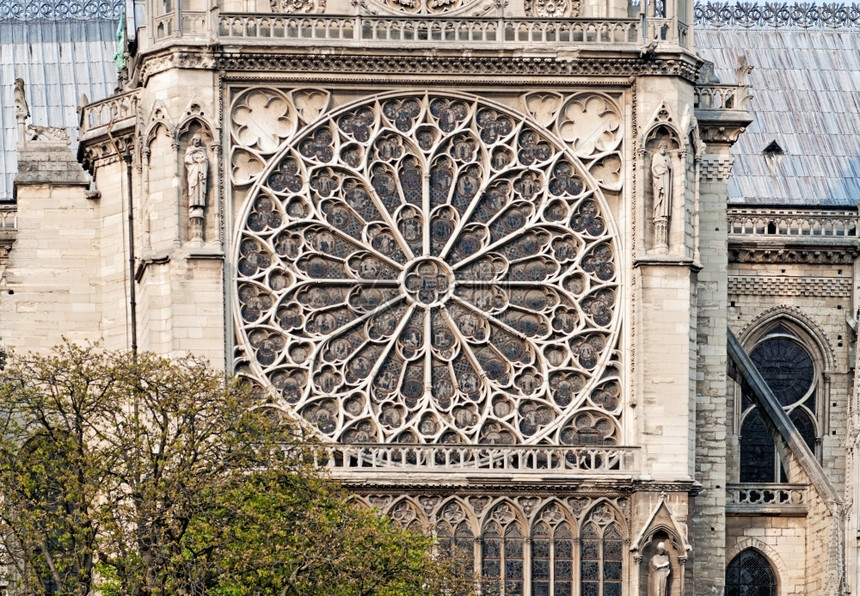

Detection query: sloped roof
xmin=1 ymin=2 xmax=858 ymax=208
xmin=695 ymin=4 xmax=860 ymax=207
xmin=0 ymin=18 xmax=119 ymax=201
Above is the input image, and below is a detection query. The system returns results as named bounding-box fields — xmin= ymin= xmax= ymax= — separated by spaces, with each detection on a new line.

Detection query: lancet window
xmin=481 ymin=504 xmax=525 ymax=595
xmin=531 ymin=504 xmax=575 ymax=596
xmin=579 ymin=505 xmax=623 ymax=596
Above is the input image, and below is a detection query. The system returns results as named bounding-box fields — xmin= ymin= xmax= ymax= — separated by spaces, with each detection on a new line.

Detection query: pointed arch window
xmin=740 ymin=325 xmax=820 ymax=482
xmin=725 ymin=549 xmax=777 ymax=596
xmin=531 ymin=504 xmax=575 ymax=596
xmin=481 ymin=505 xmax=524 ymax=596
xmin=580 ymin=506 xmax=623 ymax=596
xmin=436 ymin=501 xmax=474 ymax=570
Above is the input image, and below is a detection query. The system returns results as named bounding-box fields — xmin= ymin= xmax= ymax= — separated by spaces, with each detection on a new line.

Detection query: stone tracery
xmin=234 ymin=91 xmax=622 ymax=445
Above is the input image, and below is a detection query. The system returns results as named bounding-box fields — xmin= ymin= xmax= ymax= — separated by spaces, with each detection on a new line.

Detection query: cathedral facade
xmin=3 ymin=0 xmax=860 ymax=594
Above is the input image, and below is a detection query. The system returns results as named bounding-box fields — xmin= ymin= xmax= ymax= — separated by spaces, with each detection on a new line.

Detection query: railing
xmin=153 ymin=9 xmax=209 ymax=40
xmin=217 ymin=14 xmax=642 ymax=45
xmin=726 ymin=483 xmax=807 ymax=513
xmin=641 ymin=16 xmax=687 ymax=45
xmin=79 ymin=90 xmax=140 ymax=137
xmin=316 ymin=443 xmax=639 ymax=474
xmin=728 ymin=208 xmax=858 ymax=238
xmin=694 ymin=84 xmax=742 ymax=110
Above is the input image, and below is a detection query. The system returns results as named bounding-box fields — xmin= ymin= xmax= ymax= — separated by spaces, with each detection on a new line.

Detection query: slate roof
xmin=695 ymin=4 xmax=860 ymax=207
xmin=0 ymin=19 xmax=119 ymax=201
xmin=0 ymin=3 xmax=858 ymax=209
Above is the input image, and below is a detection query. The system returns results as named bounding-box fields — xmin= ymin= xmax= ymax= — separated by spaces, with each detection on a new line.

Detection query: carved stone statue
xmin=648 ymin=542 xmax=671 ymax=596
xmin=184 ymin=135 xmax=208 ymax=241
xmin=14 ymin=78 xmax=29 ymax=120
xmin=185 ymin=135 xmax=208 ymax=209
xmin=650 ymin=143 xmax=672 ymax=251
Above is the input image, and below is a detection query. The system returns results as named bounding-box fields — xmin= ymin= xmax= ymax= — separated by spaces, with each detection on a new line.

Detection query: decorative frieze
xmin=0 ymin=0 xmax=123 ymax=19
xmin=729 ymin=247 xmax=857 ymax=265
xmin=694 ymin=1 xmax=860 ymax=28
xmin=215 ymin=52 xmax=698 ymax=80
xmin=728 ymin=275 xmax=851 ymax=298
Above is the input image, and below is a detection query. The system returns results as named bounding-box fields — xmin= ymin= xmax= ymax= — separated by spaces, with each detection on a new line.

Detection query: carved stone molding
xmin=79 ymin=134 xmax=138 ymax=173
xmin=270 ymin=0 xmax=327 ymax=13
xmin=353 ymin=493 xmax=633 ymax=533
xmin=214 ymin=54 xmax=699 ymax=82
xmin=736 ymin=304 xmax=838 ymax=365
xmin=524 ymin=0 xmax=581 ymax=17
xmin=728 ymin=246 xmax=858 ymax=265
xmin=696 ymin=122 xmax=747 ymax=144
xmin=699 ymin=156 xmax=733 ymax=181
xmin=729 ymin=276 xmax=851 ymax=298
xmin=694 ymin=1 xmax=860 ymax=28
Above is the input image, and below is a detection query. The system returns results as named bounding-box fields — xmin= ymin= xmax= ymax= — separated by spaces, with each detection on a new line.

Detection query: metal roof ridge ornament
xmin=693 ymin=1 xmax=860 ymax=28
xmin=0 ymin=0 xmax=124 ymax=20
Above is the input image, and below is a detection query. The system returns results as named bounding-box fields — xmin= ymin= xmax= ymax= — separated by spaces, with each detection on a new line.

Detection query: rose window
xmin=235 ymin=92 xmax=622 ymax=445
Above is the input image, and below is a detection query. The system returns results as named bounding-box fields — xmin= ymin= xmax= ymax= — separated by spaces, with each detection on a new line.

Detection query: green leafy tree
xmin=0 ymin=344 xmax=476 ymax=596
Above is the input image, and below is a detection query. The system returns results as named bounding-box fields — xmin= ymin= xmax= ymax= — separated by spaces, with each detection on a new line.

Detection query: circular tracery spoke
xmin=236 ymin=92 xmax=621 ymax=445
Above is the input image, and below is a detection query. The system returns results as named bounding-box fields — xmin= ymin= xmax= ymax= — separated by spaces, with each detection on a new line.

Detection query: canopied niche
xmin=641 ymin=104 xmax=682 ymax=255
xmin=233 ymin=90 xmax=623 ymax=446
xmin=178 ymin=117 xmax=214 ymax=244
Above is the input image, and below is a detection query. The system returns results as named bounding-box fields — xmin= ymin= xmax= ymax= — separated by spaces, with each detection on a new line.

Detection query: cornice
xmin=335 ymin=475 xmax=698 ymax=494
xmin=136 ymin=46 xmax=699 ymax=85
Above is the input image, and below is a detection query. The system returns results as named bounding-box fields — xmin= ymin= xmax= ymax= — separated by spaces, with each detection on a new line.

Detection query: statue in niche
xmin=648 ymin=542 xmax=671 ymax=596
xmin=650 ymin=143 xmax=672 ymax=252
xmin=184 ymin=134 xmax=208 ymax=241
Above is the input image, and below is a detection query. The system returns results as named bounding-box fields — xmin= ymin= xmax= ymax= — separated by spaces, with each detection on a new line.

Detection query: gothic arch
xmin=385 ymin=496 xmax=429 ymax=532
xmin=437 ymin=496 xmax=479 ymax=536
xmin=735 ymin=305 xmax=831 ymax=475
xmin=725 ymin=540 xmax=785 ymax=595
xmin=581 ymin=499 xmax=627 ymax=535
xmin=739 ymin=304 xmax=835 ymax=372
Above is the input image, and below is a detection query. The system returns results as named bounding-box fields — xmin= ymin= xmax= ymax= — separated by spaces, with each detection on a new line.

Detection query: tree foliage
xmin=0 ymin=344 xmax=476 ymax=596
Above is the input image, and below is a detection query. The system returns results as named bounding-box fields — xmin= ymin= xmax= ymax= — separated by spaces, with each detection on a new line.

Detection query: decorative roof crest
xmin=694 ymin=1 xmax=860 ymax=28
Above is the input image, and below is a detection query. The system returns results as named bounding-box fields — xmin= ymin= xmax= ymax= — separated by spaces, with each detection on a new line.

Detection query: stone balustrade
xmin=216 ymin=13 xmax=642 ymax=46
xmin=694 ymin=84 xmax=744 ymax=110
xmin=78 ymin=90 xmax=140 ymax=138
xmin=726 ymin=483 xmax=807 ymax=514
xmin=316 ymin=443 xmax=638 ymax=474
xmin=728 ymin=208 xmax=858 ymax=238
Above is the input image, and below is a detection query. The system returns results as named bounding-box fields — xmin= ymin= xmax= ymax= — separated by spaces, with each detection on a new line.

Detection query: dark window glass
xmin=790 ymin=409 xmax=816 ymax=452
xmin=740 ymin=408 xmax=776 ymax=482
xmin=750 ymin=337 xmax=814 ymax=407
xmin=725 ymin=549 xmax=777 ymax=596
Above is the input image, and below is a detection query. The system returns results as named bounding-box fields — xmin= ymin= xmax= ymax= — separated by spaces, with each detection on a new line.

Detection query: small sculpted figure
xmin=651 ymin=143 xmax=672 ymax=221
xmin=185 ymin=135 xmax=208 ymax=210
xmin=648 ymin=542 xmax=671 ymax=596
